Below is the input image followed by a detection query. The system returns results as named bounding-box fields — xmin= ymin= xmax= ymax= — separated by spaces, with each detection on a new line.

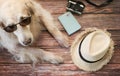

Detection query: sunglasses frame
xmin=3 ymin=15 xmax=32 ymax=33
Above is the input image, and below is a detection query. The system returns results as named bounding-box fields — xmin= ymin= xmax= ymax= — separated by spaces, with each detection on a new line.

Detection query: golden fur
xmin=0 ymin=0 xmax=69 ymax=64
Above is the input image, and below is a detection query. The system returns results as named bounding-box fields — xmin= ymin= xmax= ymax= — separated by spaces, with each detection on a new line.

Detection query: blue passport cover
xmin=58 ymin=12 xmax=81 ymax=35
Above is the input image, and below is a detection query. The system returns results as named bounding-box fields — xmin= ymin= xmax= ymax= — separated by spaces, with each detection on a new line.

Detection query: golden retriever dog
xmin=0 ymin=0 xmax=69 ymax=64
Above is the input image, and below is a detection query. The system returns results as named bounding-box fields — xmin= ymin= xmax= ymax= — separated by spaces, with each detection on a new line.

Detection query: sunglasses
xmin=3 ymin=16 xmax=31 ymax=33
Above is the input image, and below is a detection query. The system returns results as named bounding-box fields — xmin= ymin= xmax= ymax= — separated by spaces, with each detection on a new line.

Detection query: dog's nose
xmin=23 ymin=38 xmax=32 ymax=45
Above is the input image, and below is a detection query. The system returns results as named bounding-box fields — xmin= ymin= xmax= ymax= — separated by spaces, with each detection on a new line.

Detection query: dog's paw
xmin=57 ymin=35 xmax=70 ymax=48
xmin=43 ymin=52 xmax=64 ymax=64
xmin=49 ymin=55 xmax=64 ymax=64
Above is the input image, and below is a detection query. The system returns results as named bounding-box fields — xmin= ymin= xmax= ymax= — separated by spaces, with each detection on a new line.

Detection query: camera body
xmin=66 ymin=0 xmax=85 ymax=15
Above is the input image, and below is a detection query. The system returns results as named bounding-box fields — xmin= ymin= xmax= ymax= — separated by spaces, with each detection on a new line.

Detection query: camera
xmin=66 ymin=0 xmax=85 ymax=15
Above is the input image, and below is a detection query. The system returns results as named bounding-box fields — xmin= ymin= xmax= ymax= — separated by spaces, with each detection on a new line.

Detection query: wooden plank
xmin=39 ymin=14 xmax=120 ymax=30
xmin=35 ymin=64 xmax=120 ymax=76
xmin=0 ymin=64 xmax=120 ymax=76
xmin=35 ymin=64 xmax=120 ymax=72
xmin=52 ymin=14 xmax=120 ymax=30
xmin=0 ymin=64 xmax=35 ymax=76
xmin=34 ymin=30 xmax=120 ymax=48
xmin=36 ymin=0 xmax=120 ymax=14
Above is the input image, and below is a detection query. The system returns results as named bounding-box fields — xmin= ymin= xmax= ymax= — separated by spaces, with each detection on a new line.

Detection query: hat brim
xmin=70 ymin=28 xmax=114 ymax=71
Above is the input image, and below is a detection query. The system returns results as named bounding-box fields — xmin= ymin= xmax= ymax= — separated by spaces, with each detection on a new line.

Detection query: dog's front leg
xmin=12 ymin=47 xmax=63 ymax=64
xmin=27 ymin=0 xmax=69 ymax=47
xmin=39 ymin=9 xmax=69 ymax=48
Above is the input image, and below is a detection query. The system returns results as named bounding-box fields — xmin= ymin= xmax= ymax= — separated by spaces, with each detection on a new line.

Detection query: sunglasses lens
xmin=4 ymin=25 xmax=17 ymax=33
xmin=20 ymin=17 xmax=31 ymax=26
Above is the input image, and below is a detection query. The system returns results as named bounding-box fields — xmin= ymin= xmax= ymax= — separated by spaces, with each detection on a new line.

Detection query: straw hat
xmin=71 ymin=28 xmax=114 ymax=71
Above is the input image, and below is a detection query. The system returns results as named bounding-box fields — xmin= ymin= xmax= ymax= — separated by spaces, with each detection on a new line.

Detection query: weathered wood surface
xmin=0 ymin=0 xmax=120 ymax=76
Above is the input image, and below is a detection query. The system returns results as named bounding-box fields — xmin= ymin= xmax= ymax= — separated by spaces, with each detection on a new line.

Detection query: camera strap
xmin=85 ymin=0 xmax=113 ymax=7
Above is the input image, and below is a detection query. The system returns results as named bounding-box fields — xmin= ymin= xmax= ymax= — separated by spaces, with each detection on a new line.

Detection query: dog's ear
xmin=0 ymin=22 xmax=1 ymax=27
xmin=0 ymin=22 xmax=4 ymax=27
xmin=28 ymin=6 xmax=34 ymax=15
xmin=0 ymin=22 xmax=4 ymax=28
xmin=25 ymin=0 xmax=44 ymax=16
xmin=25 ymin=0 xmax=35 ymax=15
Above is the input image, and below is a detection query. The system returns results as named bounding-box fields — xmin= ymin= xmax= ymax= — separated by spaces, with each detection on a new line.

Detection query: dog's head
xmin=0 ymin=0 xmax=36 ymax=46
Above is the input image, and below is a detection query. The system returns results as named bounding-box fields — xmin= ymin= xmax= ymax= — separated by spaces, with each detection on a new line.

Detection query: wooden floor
xmin=0 ymin=0 xmax=120 ymax=76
